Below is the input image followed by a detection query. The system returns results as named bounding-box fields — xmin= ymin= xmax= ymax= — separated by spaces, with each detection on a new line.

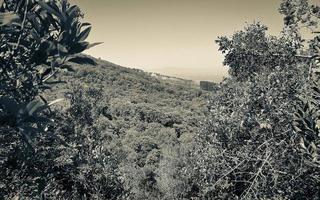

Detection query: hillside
xmin=49 ymin=54 xmax=208 ymax=127
xmin=44 ymin=54 xmax=209 ymax=198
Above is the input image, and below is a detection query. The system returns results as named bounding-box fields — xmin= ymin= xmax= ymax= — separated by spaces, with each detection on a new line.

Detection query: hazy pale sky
xmin=69 ymin=0 xmax=316 ymax=81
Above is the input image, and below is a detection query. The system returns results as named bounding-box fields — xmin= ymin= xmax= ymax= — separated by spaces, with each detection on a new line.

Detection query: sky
xmin=69 ymin=0 xmax=317 ymax=82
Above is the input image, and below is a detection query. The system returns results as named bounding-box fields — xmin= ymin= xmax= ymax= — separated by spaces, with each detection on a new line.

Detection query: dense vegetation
xmin=191 ymin=1 xmax=320 ymax=198
xmin=1 ymin=0 xmax=320 ymax=199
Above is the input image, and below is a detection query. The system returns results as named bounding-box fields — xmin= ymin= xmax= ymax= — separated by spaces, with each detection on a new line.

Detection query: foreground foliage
xmin=191 ymin=0 xmax=320 ymax=199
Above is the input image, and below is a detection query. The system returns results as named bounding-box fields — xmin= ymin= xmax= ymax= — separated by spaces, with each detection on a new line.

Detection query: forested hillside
xmin=1 ymin=52 xmax=209 ymax=199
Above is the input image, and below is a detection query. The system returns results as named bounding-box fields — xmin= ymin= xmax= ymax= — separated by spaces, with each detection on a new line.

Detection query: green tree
xmin=216 ymin=22 xmax=300 ymax=81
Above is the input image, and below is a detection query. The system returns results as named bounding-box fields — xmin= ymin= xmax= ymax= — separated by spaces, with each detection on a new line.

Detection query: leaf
xmin=50 ymin=2 xmax=61 ymax=15
xmin=69 ymin=41 xmax=89 ymax=54
xmin=58 ymin=30 xmax=68 ymax=42
xmin=81 ymin=22 xmax=91 ymax=28
xmin=61 ymin=0 xmax=67 ymax=13
xmin=87 ymin=42 xmax=103 ymax=49
xmin=45 ymin=11 xmax=61 ymax=31
xmin=77 ymin=26 xmax=91 ymax=42
xmin=70 ymin=20 xmax=80 ymax=39
xmin=37 ymin=1 xmax=62 ymax=18
xmin=67 ymin=5 xmax=80 ymax=18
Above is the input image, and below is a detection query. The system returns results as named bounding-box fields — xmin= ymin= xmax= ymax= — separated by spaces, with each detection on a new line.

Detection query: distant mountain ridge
xmin=69 ymin=54 xmax=225 ymax=83
xmin=145 ymin=66 xmax=227 ymax=83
